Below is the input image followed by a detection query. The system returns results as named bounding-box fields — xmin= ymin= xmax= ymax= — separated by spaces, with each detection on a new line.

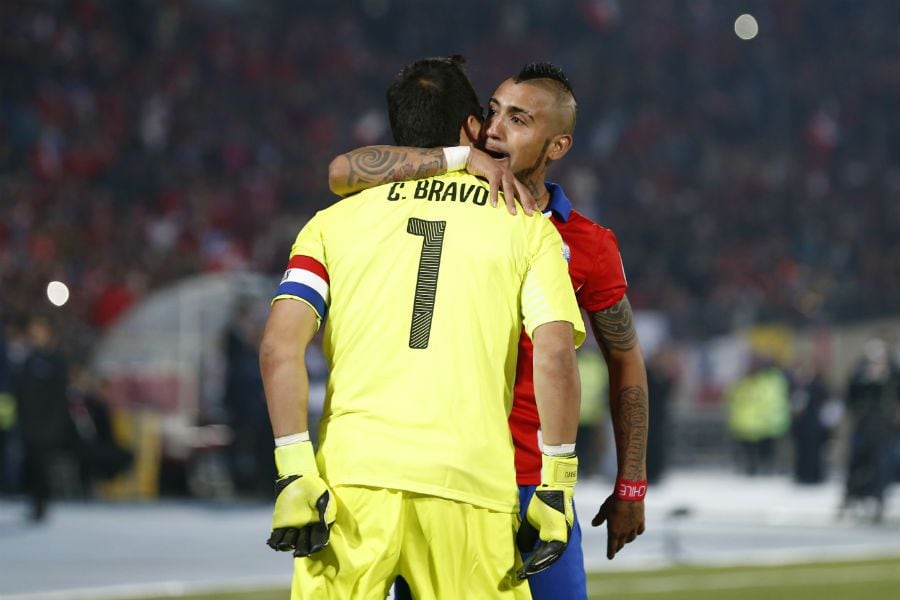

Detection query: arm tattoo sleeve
xmin=589 ymin=295 xmax=638 ymax=353
xmin=590 ymin=295 xmax=648 ymax=480
xmin=345 ymin=147 xmax=446 ymax=189
xmin=610 ymin=386 xmax=649 ymax=481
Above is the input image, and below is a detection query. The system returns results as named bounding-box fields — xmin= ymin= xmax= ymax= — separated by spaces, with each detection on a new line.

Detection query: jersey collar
xmin=541 ymin=182 xmax=572 ymax=223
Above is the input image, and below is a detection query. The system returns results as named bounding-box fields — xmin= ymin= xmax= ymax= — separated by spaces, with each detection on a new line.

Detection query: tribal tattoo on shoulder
xmin=589 ymin=295 xmax=638 ymax=353
xmin=345 ymin=147 xmax=445 ymax=189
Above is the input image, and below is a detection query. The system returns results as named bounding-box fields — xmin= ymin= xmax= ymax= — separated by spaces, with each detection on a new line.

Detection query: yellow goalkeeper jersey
xmin=274 ymin=172 xmax=585 ymax=513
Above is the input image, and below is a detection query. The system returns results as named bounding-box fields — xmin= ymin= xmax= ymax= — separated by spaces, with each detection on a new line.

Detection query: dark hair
xmin=387 ymin=55 xmax=483 ymax=148
xmin=513 ymin=62 xmax=577 ymax=101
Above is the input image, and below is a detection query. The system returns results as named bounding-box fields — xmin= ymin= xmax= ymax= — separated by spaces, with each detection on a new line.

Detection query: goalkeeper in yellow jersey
xmin=260 ymin=56 xmax=584 ymax=599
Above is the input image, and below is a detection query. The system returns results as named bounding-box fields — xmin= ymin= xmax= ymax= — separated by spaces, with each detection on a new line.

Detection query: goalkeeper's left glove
xmin=516 ymin=452 xmax=577 ymax=579
xmin=267 ymin=440 xmax=337 ymax=557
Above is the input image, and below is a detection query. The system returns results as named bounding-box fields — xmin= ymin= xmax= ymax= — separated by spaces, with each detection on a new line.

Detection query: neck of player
xmin=533 ymin=180 xmax=551 ymax=213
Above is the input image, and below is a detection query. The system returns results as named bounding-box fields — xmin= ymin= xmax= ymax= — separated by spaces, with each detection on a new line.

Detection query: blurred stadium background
xmin=1 ymin=0 xmax=899 ymax=598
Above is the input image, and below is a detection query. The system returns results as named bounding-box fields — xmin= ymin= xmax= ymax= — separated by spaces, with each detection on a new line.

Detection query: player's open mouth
xmin=485 ymin=149 xmax=509 ymax=160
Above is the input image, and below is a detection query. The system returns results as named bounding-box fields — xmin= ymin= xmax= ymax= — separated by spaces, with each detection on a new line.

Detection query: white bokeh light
xmin=735 ymin=14 xmax=759 ymax=40
xmin=46 ymin=280 xmax=70 ymax=307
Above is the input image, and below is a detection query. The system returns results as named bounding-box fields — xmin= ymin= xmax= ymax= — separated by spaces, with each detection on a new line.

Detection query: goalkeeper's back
xmin=277 ymin=171 xmax=582 ymax=513
xmin=273 ymin=55 xmax=583 ymax=513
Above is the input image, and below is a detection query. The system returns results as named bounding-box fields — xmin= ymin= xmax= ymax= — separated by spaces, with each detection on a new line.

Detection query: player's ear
xmin=461 ymin=114 xmax=482 ymax=146
xmin=547 ymin=133 xmax=572 ymax=162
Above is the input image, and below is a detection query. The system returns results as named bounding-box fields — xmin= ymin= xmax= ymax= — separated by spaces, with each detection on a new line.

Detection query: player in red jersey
xmin=328 ymin=63 xmax=647 ymax=599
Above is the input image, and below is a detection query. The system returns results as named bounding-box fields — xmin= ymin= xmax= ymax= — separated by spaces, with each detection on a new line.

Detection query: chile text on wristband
xmin=615 ymin=477 xmax=647 ymax=501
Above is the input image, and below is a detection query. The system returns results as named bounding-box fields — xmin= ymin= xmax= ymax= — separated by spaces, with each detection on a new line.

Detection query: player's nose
xmin=485 ymin=117 xmax=503 ymax=139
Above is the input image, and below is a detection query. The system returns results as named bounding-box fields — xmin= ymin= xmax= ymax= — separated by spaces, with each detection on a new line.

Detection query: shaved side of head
xmin=513 ymin=62 xmax=577 ymax=134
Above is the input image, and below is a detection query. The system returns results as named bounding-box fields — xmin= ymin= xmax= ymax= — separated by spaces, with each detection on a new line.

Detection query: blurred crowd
xmin=2 ymin=0 xmax=900 ymax=351
xmin=720 ymin=335 xmax=900 ymax=522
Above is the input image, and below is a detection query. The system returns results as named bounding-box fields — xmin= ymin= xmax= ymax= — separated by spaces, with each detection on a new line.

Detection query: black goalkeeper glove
xmin=516 ymin=452 xmax=577 ymax=579
xmin=267 ymin=441 xmax=336 ymax=557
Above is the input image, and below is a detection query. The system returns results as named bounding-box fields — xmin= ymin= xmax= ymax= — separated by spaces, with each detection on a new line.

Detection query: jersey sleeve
xmin=273 ymin=212 xmax=330 ymax=328
xmin=577 ymin=227 xmax=628 ymax=312
xmin=521 ymin=218 xmax=587 ymax=347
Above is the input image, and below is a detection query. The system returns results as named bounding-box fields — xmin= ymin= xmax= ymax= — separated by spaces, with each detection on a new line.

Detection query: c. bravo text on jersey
xmin=387 ymin=179 xmax=490 ymax=206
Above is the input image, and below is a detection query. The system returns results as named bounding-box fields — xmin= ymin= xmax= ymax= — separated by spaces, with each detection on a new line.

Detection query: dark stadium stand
xmin=2 ymin=1 xmax=898 ymax=349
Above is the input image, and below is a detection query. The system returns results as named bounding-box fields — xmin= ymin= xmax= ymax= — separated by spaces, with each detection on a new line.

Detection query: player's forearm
xmin=259 ymin=301 xmax=316 ymax=438
xmin=259 ymin=341 xmax=310 ymax=438
xmin=588 ymin=296 xmax=648 ymax=480
xmin=532 ymin=321 xmax=580 ymax=446
xmin=607 ymin=347 xmax=648 ymax=481
xmin=328 ymin=146 xmax=446 ymax=196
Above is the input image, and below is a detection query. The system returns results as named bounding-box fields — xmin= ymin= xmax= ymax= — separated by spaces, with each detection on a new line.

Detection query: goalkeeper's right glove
xmin=267 ymin=440 xmax=336 ymax=557
xmin=516 ymin=452 xmax=577 ymax=579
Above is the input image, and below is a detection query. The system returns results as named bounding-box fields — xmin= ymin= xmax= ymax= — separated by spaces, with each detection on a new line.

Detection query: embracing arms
xmin=328 ymin=145 xmax=537 ymax=214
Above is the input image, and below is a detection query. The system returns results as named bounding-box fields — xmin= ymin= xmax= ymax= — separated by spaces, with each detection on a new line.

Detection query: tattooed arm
xmin=328 ymin=145 xmax=537 ymax=214
xmin=328 ymin=146 xmax=446 ymax=197
xmin=590 ymin=295 xmax=648 ymax=482
xmin=587 ymin=294 xmax=649 ymax=559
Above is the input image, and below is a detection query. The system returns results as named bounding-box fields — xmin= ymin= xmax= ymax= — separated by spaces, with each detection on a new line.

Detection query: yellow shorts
xmin=290 ymin=485 xmax=531 ymax=600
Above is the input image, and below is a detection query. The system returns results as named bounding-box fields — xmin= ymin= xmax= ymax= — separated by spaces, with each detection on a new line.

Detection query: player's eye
xmin=487 ymin=108 xmax=497 ymax=117
xmin=511 ymin=115 xmax=524 ymax=125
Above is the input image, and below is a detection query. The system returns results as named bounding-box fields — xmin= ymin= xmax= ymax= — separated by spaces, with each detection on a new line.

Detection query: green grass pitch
xmin=136 ymin=556 xmax=900 ymax=600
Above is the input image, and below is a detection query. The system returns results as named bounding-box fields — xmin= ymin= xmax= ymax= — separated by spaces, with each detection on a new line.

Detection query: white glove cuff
xmin=275 ymin=431 xmax=310 ymax=447
xmin=542 ymin=442 xmax=576 ymax=456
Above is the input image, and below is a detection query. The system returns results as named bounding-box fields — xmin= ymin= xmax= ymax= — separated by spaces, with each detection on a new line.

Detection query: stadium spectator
xmin=646 ymin=345 xmax=679 ymax=484
xmin=575 ymin=347 xmax=608 ymax=480
xmin=789 ymin=360 xmax=832 ymax=484
xmin=0 ymin=322 xmax=14 ymax=493
xmin=725 ymin=354 xmax=791 ymax=476
xmin=67 ymin=364 xmax=132 ymax=495
xmin=14 ymin=314 xmax=71 ymax=521
xmin=839 ymin=337 xmax=900 ymax=523
xmin=221 ymin=300 xmax=273 ymax=497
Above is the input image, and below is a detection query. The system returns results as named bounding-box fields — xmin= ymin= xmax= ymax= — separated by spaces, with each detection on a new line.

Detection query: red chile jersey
xmin=511 ymin=182 xmax=628 ymax=485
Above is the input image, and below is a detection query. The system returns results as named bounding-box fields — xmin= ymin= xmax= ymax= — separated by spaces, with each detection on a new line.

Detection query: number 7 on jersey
xmin=407 ymin=218 xmax=446 ymax=349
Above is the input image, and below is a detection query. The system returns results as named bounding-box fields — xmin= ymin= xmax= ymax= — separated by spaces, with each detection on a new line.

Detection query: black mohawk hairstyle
xmin=514 ymin=62 xmax=576 ymax=100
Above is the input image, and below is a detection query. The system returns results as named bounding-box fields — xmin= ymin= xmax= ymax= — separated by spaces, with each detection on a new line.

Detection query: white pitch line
xmin=588 ymin=563 xmax=900 ymax=596
xmin=0 ymin=575 xmax=289 ymax=600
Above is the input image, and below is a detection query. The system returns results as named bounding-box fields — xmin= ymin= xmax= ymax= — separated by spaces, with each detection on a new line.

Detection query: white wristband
xmin=275 ymin=431 xmax=310 ymax=447
xmin=542 ymin=442 xmax=576 ymax=456
xmin=443 ymin=146 xmax=470 ymax=172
